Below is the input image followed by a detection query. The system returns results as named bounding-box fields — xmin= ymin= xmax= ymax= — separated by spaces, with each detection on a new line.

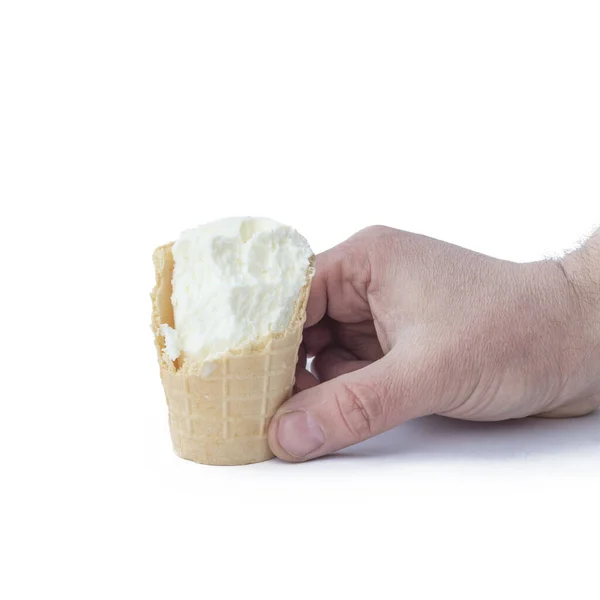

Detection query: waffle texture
xmin=151 ymin=243 xmax=313 ymax=465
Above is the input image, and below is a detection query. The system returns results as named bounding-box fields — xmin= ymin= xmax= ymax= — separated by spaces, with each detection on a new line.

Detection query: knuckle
xmin=353 ymin=225 xmax=399 ymax=265
xmin=333 ymin=380 xmax=384 ymax=440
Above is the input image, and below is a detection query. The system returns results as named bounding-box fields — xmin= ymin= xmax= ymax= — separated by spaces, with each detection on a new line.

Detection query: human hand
xmin=268 ymin=226 xmax=600 ymax=461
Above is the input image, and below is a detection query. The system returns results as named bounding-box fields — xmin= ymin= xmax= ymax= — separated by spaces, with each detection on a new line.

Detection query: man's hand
xmin=268 ymin=226 xmax=600 ymax=461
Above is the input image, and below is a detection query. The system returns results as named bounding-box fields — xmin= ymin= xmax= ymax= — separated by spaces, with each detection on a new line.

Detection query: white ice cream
xmin=159 ymin=324 xmax=181 ymax=362
xmin=162 ymin=217 xmax=313 ymax=364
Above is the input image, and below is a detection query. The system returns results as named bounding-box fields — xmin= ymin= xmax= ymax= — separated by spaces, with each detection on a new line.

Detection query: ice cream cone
xmin=151 ymin=243 xmax=313 ymax=466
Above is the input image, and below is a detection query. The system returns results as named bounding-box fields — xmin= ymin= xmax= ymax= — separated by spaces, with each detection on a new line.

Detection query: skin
xmin=268 ymin=226 xmax=600 ymax=461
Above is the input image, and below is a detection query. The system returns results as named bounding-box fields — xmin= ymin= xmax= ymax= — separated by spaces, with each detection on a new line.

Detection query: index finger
xmin=304 ymin=231 xmax=375 ymax=328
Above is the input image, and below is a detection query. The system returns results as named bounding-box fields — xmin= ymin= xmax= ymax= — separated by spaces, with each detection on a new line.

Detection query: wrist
xmin=549 ymin=233 xmax=600 ymax=415
xmin=562 ymin=230 xmax=600 ymax=349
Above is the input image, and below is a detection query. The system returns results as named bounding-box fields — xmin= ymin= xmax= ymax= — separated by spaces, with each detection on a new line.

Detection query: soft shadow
xmin=336 ymin=411 xmax=600 ymax=461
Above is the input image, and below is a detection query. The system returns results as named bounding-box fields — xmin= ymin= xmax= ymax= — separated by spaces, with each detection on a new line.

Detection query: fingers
xmin=305 ymin=230 xmax=379 ymax=328
xmin=303 ymin=319 xmax=333 ymax=357
xmin=312 ymin=346 xmax=370 ymax=382
xmin=275 ymin=226 xmax=406 ymax=461
xmin=268 ymin=351 xmax=435 ymax=461
xmin=329 ymin=320 xmax=384 ymax=361
xmin=304 ymin=317 xmax=383 ymax=361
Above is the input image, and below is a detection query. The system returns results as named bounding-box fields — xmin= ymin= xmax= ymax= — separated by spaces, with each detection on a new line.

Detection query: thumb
xmin=268 ymin=350 xmax=433 ymax=462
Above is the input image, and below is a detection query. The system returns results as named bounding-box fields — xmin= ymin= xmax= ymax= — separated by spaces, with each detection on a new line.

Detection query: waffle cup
xmin=151 ymin=243 xmax=314 ymax=466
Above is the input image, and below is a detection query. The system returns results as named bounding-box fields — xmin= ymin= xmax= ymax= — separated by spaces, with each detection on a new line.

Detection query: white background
xmin=1 ymin=1 xmax=599 ymax=599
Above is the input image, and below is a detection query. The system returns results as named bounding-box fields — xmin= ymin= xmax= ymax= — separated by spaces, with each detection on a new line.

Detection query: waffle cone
xmin=151 ymin=243 xmax=313 ymax=466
